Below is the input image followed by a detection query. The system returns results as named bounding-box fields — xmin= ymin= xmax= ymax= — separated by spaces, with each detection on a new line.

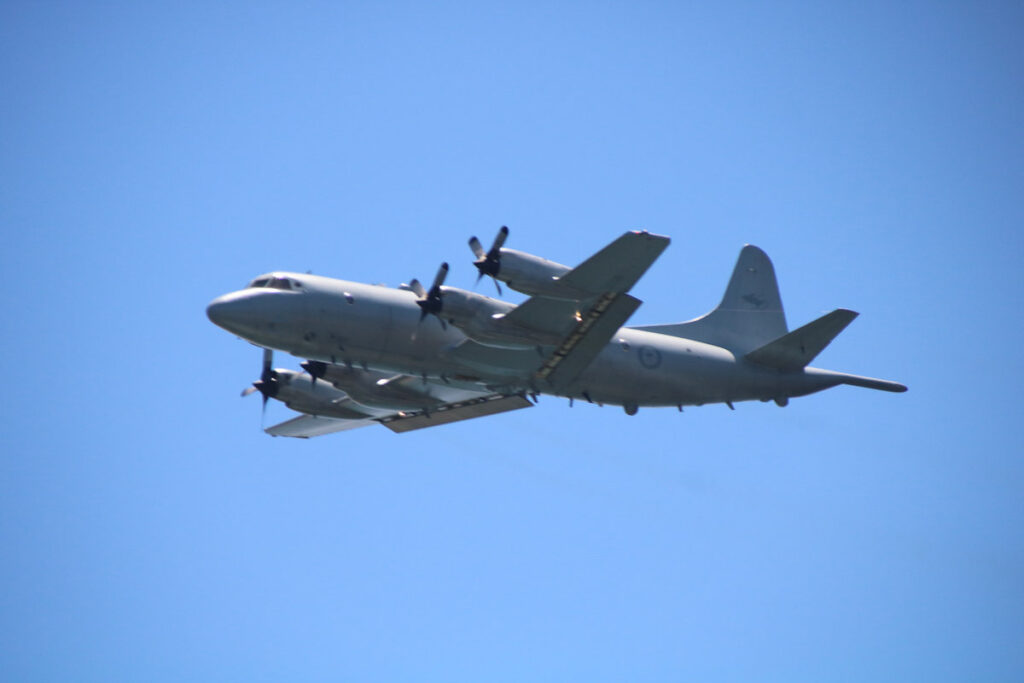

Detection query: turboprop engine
xmin=242 ymin=349 xmax=375 ymax=420
xmin=469 ymin=226 xmax=577 ymax=299
xmin=409 ymin=263 xmax=564 ymax=349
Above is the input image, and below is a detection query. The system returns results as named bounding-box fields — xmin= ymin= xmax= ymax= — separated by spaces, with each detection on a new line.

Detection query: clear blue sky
xmin=2 ymin=2 xmax=1022 ymax=681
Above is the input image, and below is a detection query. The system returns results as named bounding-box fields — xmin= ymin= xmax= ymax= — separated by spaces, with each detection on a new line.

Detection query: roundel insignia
xmin=638 ymin=345 xmax=662 ymax=369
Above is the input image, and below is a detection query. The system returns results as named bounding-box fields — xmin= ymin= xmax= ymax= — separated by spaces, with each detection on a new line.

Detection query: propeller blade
xmin=469 ymin=236 xmax=485 ymax=260
xmin=473 ymin=227 xmax=507 ymax=284
xmin=409 ymin=278 xmax=426 ymax=298
xmin=429 ymin=262 xmax=449 ymax=292
xmin=489 ymin=225 xmax=509 ymax=254
xmin=414 ymin=263 xmax=448 ymax=327
xmin=246 ymin=347 xmax=279 ymax=427
xmin=260 ymin=348 xmax=274 ymax=383
xmin=492 ymin=277 xmax=502 ymax=295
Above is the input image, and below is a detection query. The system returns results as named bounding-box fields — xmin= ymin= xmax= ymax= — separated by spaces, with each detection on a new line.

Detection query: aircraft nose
xmin=207 ymin=289 xmax=293 ymax=343
xmin=206 ymin=294 xmax=234 ymax=327
xmin=206 ymin=291 xmax=261 ymax=333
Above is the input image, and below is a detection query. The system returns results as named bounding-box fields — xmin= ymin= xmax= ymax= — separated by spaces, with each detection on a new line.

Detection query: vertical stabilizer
xmin=634 ymin=245 xmax=789 ymax=353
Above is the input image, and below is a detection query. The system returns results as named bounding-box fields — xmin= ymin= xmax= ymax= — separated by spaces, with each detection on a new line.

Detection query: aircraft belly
xmin=571 ymin=348 xmax=729 ymax=405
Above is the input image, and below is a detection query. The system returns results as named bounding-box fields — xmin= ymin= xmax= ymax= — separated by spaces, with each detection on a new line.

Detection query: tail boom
xmin=801 ymin=367 xmax=908 ymax=393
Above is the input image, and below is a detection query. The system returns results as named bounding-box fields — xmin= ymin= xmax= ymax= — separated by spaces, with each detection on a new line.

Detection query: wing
xmin=264 ymin=392 xmax=533 ymax=438
xmin=452 ymin=292 xmax=642 ymax=391
xmin=265 ymin=413 xmax=378 ymax=438
xmin=449 ymin=231 xmax=668 ymax=391
xmin=554 ymin=230 xmax=670 ymax=297
xmin=378 ymin=393 xmax=533 ymax=433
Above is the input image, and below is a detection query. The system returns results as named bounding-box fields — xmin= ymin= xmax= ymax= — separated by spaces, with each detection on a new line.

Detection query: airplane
xmin=207 ymin=228 xmax=907 ymax=437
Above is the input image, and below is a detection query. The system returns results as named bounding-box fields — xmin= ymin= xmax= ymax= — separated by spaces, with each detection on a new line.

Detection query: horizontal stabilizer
xmin=745 ymin=309 xmax=858 ymax=371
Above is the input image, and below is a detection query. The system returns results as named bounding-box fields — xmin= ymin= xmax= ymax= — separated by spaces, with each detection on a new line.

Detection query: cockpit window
xmin=266 ymin=278 xmax=292 ymax=290
xmin=247 ymin=276 xmax=296 ymax=291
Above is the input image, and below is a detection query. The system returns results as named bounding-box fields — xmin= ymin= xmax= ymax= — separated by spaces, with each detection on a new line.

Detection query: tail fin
xmin=745 ymin=309 xmax=858 ymax=371
xmin=635 ymin=245 xmax=788 ymax=353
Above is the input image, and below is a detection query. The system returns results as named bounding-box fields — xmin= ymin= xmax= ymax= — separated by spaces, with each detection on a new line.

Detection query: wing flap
xmin=380 ymin=394 xmax=533 ymax=433
xmin=536 ymin=293 xmax=642 ymax=389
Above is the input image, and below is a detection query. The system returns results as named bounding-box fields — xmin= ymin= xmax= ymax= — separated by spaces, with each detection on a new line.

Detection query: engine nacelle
xmin=471 ymin=227 xmax=582 ymax=299
xmin=491 ymin=249 xmax=573 ymax=298
xmin=438 ymin=286 xmax=566 ymax=348
xmin=437 ymin=287 xmax=525 ymax=348
xmin=269 ymin=370 xmax=381 ymax=419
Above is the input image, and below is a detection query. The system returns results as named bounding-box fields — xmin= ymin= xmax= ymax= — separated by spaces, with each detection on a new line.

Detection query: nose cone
xmin=206 ymin=293 xmax=237 ymax=329
xmin=206 ymin=290 xmax=267 ymax=336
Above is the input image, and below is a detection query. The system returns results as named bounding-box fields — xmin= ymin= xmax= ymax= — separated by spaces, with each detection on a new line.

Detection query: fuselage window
xmin=249 ymin=278 xmax=270 ymax=288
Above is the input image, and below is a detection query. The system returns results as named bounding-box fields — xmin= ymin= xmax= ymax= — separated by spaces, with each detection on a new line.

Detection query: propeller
xmin=242 ymin=347 xmax=279 ymax=419
xmin=412 ymin=262 xmax=449 ymax=329
xmin=469 ymin=225 xmax=508 ymax=294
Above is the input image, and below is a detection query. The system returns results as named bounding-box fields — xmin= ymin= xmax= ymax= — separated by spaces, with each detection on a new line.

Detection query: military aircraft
xmin=207 ymin=228 xmax=906 ymax=437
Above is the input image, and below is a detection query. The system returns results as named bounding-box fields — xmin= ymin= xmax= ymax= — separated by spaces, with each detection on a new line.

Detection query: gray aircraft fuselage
xmin=207 ymin=272 xmax=883 ymax=410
